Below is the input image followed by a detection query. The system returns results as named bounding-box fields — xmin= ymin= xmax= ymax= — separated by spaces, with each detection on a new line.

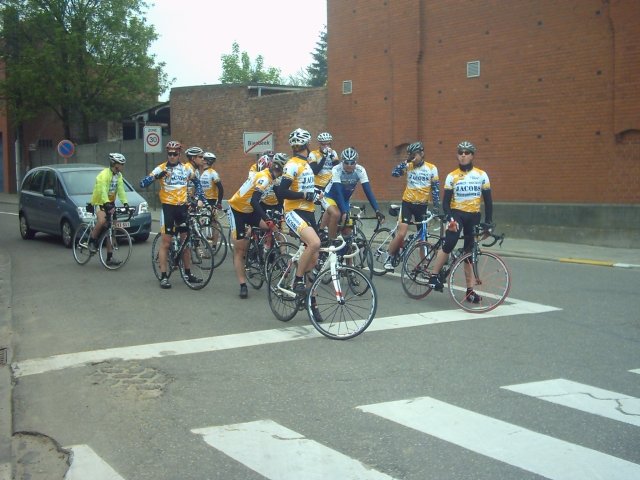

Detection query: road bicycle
xmin=244 ymin=217 xmax=298 ymax=290
xmin=72 ymin=205 xmax=135 ymax=270
xmin=151 ymin=205 xmax=215 ymax=290
xmin=368 ymin=205 xmax=439 ymax=276
xmin=401 ymin=223 xmax=511 ymax=312
xmin=267 ymin=236 xmax=377 ymax=340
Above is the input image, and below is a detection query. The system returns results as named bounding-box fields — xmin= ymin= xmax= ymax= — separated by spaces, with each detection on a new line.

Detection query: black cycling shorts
xmin=401 ymin=201 xmax=428 ymax=228
xmin=229 ymin=207 xmax=261 ymax=240
xmin=442 ymin=210 xmax=481 ymax=254
xmin=162 ymin=204 xmax=188 ymax=236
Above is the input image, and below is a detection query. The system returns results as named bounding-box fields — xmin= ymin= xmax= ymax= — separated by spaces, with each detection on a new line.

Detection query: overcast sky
xmin=144 ymin=0 xmax=328 ymax=100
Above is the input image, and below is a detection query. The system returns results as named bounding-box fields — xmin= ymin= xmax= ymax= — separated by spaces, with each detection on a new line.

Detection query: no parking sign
xmin=143 ymin=126 xmax=162 ymax=153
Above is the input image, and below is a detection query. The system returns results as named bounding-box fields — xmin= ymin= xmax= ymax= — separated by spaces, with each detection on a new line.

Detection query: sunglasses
xmin=457 ymin=150 xmax=473 ymax=155
xmin=167 ymin=152 xmax=180 ymax=157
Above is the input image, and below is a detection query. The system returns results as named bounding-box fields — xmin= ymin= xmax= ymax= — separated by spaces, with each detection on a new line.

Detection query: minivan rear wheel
xmin=19 ymin=214 xmax=36 ymax=240
xmin=61 ymin=219 xmax=73 ymax=248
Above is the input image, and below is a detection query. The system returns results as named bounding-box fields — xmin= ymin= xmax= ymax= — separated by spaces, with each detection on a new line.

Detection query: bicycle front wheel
xmin=352 ymin=230 xmax=374 ymax=278
xmin=98 ymin=227 xmax=132 ymax=270
xmin=151 ymin=232 xmax=163 ymax=279
xmin=179 ymin=233 xmax=215 ymax=290
xmin=448 ymin=251 xmax=511 ymax=313
xmin=267 ymin=253 xmax=300 ymax=322
xmin=72 ymin=223 xmax=93 ymax=265
xmin=368 ymin=228 xmax=394 ymax=276
xmin=308 ymin=266 xmax=377 ymax=340
xmin=401 ymin=241 xmax=437 ymax=299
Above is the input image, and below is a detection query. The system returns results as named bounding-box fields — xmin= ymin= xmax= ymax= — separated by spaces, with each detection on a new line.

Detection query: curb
xmin=0 ymin=250 xmax=13 ymax=480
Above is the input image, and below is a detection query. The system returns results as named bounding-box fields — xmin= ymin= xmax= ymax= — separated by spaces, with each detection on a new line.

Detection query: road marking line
xmin=357 ymin=396 xmax=640 ymax=480
xmin=12 ymin=297 xmax=560 ymax=378
xmin=65 ymin=445 xmax=125 ymax=480
xmin=559 ymin=258 xmax=614 ymax=267
xmin=502 ymin=378 xmax=640 ymax=427
xmin=0 ymin=463 xmax=10 ymax=480
xmin=192 ymin=420 xmax=396 ymax=480
xmin=630 ymin=369 xmax=640 ymax=375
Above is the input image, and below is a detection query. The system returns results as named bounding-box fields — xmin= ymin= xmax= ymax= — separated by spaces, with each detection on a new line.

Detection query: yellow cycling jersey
xmin=261 ymin=176 xmax=281 ymax=206
xmin=444 ymin=167 xmax=491 ymax=213
xmin=282 ymin=155 xmax=315 ymax=212
xmin=308 ymin=148 xmax=339 ymax=188
xmin=248 ymin=163 xmax=258 ymax=178
xmin=228 ymin=169 xmax=274 ymax=213
xmin=402 ymin=161 xmax=439 ymax=204
xmin=199 ymin=167 xmax=221 ymax=200
xmin=90 ymin=167 xmax=128 ymax=205
xmin=150 ymin=162 xmax=197 ymax=205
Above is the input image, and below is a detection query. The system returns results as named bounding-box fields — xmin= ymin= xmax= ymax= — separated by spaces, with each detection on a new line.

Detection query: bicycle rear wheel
xmin=308 ymin=266 xmax=377 ymax=340
xmin=72 ymin=223 xmax=93 ymax=265
xmin=179 ymin=233 xmax=215 ymax=289
xmin=401 ymin=240 xmax=437 ymax=299
xmin=98 ymin=227 xmax=132 ymax=270
xmin=245 ymin=239 xmax=265 ymax=289
xmin=262 ymin=234 xmax=297 ymax=279
xmin=352 ymin=230 xmax=374 ymax=278
xmin=151 ymin=232 xmax=163 ymax=279
xmin=448 ymin=251 xmax=511 ymax=313
xmin=368 ymin=228 xmax=394 ymax=276
xmin=267 ymin=253 xmax=300 ymax=322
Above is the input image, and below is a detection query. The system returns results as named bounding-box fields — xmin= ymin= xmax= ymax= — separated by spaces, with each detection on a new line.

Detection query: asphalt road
xmin=2 ymin=207 xmax=640 ymax=480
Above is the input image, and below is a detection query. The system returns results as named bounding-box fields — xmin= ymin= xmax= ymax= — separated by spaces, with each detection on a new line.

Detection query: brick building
xmin=326 ymin=0 xmax=640 ymax=205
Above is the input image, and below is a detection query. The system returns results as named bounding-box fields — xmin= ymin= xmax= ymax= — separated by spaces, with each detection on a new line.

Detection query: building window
xmin=467 ymin=61 xmax=480 ymax=78
xmin=342 ymin=80 xmax=353 ymax=95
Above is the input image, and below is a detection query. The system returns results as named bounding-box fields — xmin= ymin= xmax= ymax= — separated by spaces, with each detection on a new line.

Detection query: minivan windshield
xmin=61 ymin=170 xmax=134 ymax=195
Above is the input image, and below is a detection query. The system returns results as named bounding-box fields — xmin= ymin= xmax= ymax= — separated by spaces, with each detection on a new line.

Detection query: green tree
xmin=219 ymin=42 xmax=282 ymax=84
xmin=0 ymin=0 xmax=169 ymax=143
xmin=307 ymin=26 xmax=327 ymax=87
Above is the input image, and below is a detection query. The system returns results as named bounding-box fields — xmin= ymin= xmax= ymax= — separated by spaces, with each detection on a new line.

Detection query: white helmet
xmin=109 ymin=153 xmax=126 ymax=164
xmin=317 ymin=132 xmax=332 ymax=143
xmin=203 ymin=152 xmax=217 ymax=164
xmin=288 ymin=128 xmax=311 ymax=146
xmin=341 ymin=147 xmax=359 ymax=165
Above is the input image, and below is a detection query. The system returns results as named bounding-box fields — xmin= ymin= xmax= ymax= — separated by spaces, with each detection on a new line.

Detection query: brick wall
xmin=170 ymin=85 xmax=327 ymax=195
xmin=327 ymin=0 xmax=640 ymax=204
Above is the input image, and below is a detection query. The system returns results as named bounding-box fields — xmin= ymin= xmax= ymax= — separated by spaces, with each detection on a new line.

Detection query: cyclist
xmin=308 ymin=132 xmax=339 ymax=190
xmin=427 ymin=141 xmax=493 ymax=303
xmin=277 ymin=128 xmax=321 ymax=295
xmin=140 ymin=140 xmax=207 ymax=289
xmin=228 ymin=154 xmax=286 ymax=299
xmin=200 ymin=151 xmax=224 ymax=210
xmin=87 ymin=153 xmax=130 ymax=266
xmin=322 ymin=147 xmax=385 ymax=241
xmin=200 ymin=151 xmax=224 ymax=246
xmin=384 ymin=141 xmax=440 ymax=271
xmin=259 ymin=152 xmax=287 ymax=218
xmin=185 ymin=146 xmax=205 ymax=198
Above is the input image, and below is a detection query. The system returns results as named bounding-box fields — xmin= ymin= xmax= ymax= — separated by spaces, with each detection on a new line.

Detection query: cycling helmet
xmin=185 ymin=146 xmax=204 ymax=158
xmin=317 ymin=132 xmax=333 ymax=143
xmin=457 ymin=141 xmax=476 ymax=153
xmin=271 ymin=152 xmax=288 ymax=169
xmin=257 ymin=154 xmax=272 ymax=171
xmin=166 ymin=140 xmax=182 ymax=151
xmin=288 ymin=128 xmax=311 ymax=146
xmin=406 ymin=141 xmax=424 ymax=154
xmin=109 ymin=153 xmax=126 ymax=164
xmin=203 ymin=152 xmax=217 ymax=164
xmin=341 ymin=147 xmax=359 ymax=165
xmin=261 ymin=150 xmax=275 ymax=158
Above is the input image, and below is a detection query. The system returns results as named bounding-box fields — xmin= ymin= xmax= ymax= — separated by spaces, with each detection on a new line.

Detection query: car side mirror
xmin=43 ymin=188 xmax=56 ymax=197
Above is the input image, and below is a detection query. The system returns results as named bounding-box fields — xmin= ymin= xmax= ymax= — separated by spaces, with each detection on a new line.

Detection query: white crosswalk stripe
xmin=502 ymin=378 xmax=640 ymax=427
xmin=192 ymin=420 xmax=396 ymax=480
xmin=64 ymin=444 xmax=125 ymax=480
xmin=357 ymin=396 xmax=640 ymax=480
xmin=630 ymin=368 xmax=640 ymax=375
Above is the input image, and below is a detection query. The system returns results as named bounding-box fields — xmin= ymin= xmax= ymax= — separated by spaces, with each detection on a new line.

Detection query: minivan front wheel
xmin=19 ymin=214 xmax=36 ymax=240
xmin=61 ymin=219 xmax=73 ymax=248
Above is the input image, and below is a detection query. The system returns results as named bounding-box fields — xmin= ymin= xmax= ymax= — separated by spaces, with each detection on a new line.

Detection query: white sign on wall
xmin=243 ymin=131 xmax=274 ymax=154
xmin=143 ymin=126 xmax=163 ymax=153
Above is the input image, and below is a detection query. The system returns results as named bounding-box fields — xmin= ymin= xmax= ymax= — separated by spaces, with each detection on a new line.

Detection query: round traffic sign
xmin=146 ymin=132 xmax=160 ymax=147
xmin=57 ymin=139 xmax=75 ymax=158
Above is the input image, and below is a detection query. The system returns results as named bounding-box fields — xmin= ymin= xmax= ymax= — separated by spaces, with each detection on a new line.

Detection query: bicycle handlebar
xmin=113 ymin=206 xmax=135 ymax=222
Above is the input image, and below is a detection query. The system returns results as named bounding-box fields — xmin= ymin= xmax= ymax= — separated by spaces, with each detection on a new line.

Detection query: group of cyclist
xmin=92 ymin=129 xmax=493 ymax=305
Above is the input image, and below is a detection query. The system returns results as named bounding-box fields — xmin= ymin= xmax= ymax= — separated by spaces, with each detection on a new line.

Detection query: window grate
xmin=342 ymin=80 xmax=353 ymax=95
xmin=467 ymin=61 xmax=480 ymax=78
